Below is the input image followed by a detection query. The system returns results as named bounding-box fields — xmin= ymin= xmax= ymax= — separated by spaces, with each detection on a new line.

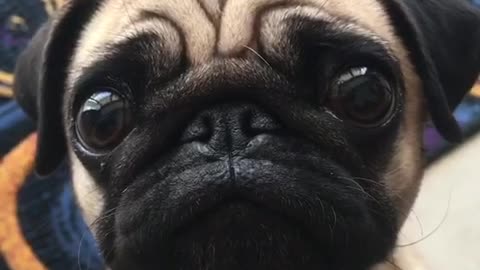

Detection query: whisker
xmin=77 ymin=230 xmax=87 ymax=270
xmin=242 ymin=45 xmax=272 ymax=68
xmin=330 ymin=205 xmax=338 ymax=232
xmin=77 ymin=207 xmax=118 ymax=269
xmin=340 ymin=176 xmax=426 ymax=239
xmin=397 ymin=185 xmax=453 ymax=247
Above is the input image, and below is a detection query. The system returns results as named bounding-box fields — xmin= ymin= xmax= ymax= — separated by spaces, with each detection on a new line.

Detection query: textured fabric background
xmin=0 ymin=1 xmax=104 ymax=270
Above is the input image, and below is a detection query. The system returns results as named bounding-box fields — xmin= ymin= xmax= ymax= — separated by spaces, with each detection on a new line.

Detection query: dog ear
xmin=382 ymin=0 xmax=480 ymax=142
xmin=13 ymin=0 xmax=99 ymax=176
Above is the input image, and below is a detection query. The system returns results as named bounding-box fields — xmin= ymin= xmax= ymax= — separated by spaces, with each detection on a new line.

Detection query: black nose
xmin=180 ymin=103 xmax=282 ymax=151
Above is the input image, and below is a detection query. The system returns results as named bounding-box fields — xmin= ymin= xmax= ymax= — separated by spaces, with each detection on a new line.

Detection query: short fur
xmin=13 ymin=0 xmax=480 ymax=269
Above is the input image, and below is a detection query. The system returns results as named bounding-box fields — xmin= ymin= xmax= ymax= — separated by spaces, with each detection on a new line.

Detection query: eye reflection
xmin=76 ymin=89 xmax=133 ymax=150
xmin=328 ymin=67 xmax=396 ymax=128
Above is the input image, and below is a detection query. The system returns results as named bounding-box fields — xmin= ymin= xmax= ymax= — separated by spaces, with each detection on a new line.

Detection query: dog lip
xmin=149 ymin=184 xmax=340 ymax=248
xmin=119 ymin=159 xmax=366 ymax=244
xmin=118 ymin=184 xmax=329 ymax=249
xmin=171 ymin=198 xmax=307 ymax=235
xmin=163 ymin=192 xmax=291 ymax=237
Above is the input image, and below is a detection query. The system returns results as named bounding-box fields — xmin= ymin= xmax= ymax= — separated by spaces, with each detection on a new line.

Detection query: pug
xmin=13 ymin=0 xmax=480 ymax=269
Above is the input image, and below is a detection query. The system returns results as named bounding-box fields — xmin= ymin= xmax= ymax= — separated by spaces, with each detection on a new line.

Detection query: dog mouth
xmin=163 ymin=200 xmax=331 ymax=270
xmin=103 ymin=156 xmax=397 ymax=270
xmin=114 ymin=193 xmax=333 ymax=270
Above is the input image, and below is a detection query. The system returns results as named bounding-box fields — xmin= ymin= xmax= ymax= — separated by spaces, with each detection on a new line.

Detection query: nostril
xmin=247 ymin=109 xmax=283 ymax=136
xmin=239 ymin=109 xmax=254 ymax=134
xmin=179 ymin=103 xmax=284 ymax=149
xmin=180 ymin=115 xmax=212 ymax=143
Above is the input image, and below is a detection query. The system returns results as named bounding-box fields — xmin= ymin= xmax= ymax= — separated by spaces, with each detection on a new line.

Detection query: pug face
xmin=14 ymin=0 xmax=480 ymax=269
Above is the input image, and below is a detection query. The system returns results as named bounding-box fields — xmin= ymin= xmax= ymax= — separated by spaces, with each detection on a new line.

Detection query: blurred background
xmin=0 ymin=0 xmax=479 ymax=269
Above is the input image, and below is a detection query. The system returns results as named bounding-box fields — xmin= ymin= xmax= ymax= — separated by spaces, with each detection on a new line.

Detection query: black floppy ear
xmin=13 ymin=0 xmax=100 ymax=176
xmin=383 ymin=0 xmax=480 ymax=142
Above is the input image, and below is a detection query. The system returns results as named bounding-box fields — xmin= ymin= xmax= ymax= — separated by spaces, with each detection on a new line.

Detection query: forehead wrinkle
xmin=198 ymin=0 xmax=224 ymax=23
xmin=268 ymin=5 xmax=394 ymax=50
xmin=71 ymin=0 xmax=215 ymax=71
xmin=259 ymin=6 xmax=399 ymax=76
xmin=218 ymin=0 xmax=404 ymax=56
xmin=217 ymin=0 xmax=419 ymax=114
xmin=68 ymin=19 xmax=182 ymax=90
xmin=219 ymin=0 xmax=301 ymax=55
xmin=108 ymin=20 xmax=174 ymax=45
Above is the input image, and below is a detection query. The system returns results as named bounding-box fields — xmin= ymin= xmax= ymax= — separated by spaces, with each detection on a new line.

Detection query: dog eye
xmin=328 ymin=67 xmax=395 ymax=128
xmin=76 ymin=89 xmax=133 ymax=150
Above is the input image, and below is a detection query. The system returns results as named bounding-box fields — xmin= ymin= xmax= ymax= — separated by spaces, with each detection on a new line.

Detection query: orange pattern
xmin=471 ymin=82 xmax=480 ymax=98
xmin=0 ymin=85 xmax=13 ymax=98
xmin=0 ymin=71 xmax=14 ymax=98
xmin=0 ymin=133 xmax=46 ymax=270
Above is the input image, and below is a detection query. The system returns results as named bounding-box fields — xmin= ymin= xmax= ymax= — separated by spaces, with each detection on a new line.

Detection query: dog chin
xmin=113 ymin=201 xmax=329 ymax=270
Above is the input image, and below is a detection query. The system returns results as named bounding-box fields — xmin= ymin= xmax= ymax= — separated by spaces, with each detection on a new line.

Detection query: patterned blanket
xmin=0 ymin=1 xmax=479 ymax=269
xmin=0 ymin=1 xmax=103 ymax=270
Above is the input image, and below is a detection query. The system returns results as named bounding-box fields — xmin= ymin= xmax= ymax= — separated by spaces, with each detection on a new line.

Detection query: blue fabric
xmin=0 ymin=0 xmax=104 ymax=268
xmin=0 ymin=99 xmax=104 ymax=269
xmin=0 ymin=97 xmax=104 ymax=270
xmin=18 ymin=169 xmax=103 ymax=270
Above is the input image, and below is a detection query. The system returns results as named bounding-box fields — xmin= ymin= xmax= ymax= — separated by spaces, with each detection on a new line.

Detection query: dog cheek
xmin=382 ymin=102 xmax=424 ymax=225
xmin=70 ymin=153 xmax=106 ymax=233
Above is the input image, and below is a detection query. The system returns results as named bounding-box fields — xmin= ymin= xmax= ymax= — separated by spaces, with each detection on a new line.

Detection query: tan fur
xmin=70 ymin=0 xmax=216 ymax=80
xmin=69 ymin=17 xmax=183 ymax=88
xmin=373 ymin=246 xmax=428 ymax=270
xmin=70 ymin=153 xmax=105 ymax=230
xmin=198 ymin=0 xmax=224 ymax=22
xmin=218 ymin=0 xmax=400 ymax=54
xmin=66 ymin=0 xmax=425 ymax=268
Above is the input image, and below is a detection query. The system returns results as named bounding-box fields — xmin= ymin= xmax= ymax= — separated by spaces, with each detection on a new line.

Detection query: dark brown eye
xmin=328 ymin=67 xmax=395 ymax=128
xmin=76 ymin=89 xmax=133 ymax=150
